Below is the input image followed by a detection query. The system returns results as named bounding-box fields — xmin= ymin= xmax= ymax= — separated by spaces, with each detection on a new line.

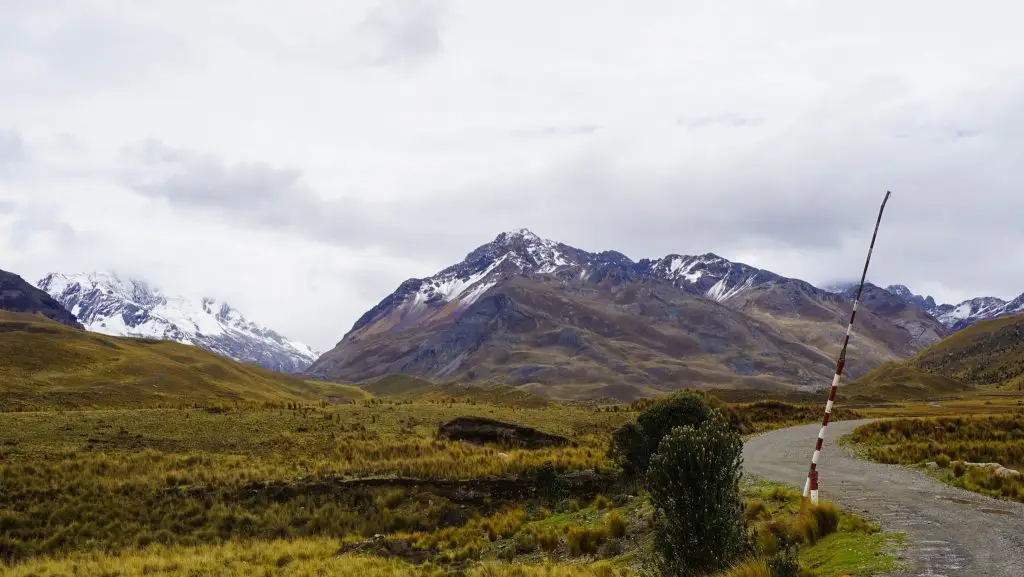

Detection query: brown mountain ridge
xmin=306 ymin=229 xmax=948 ymax=400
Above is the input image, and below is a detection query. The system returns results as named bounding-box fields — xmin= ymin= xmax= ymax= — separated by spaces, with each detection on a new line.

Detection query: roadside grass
xmin=851 ymin=394 xmax=1024 ymax=419
xmin=738 ymin=478 xmax=907 ymax=577
xmin=850 ymin=414 xmax=1024 ymax=503
xmin=799 ymin=531 xmax=908 ymax=577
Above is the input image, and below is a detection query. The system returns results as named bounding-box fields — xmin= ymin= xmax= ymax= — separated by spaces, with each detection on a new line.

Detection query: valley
xmin=2 ymin=231 xmax=1023 ymax=577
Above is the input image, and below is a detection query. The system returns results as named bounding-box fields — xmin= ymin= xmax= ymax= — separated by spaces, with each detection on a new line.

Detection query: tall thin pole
xmin=803 ymin=190 xmax=892 ymax=504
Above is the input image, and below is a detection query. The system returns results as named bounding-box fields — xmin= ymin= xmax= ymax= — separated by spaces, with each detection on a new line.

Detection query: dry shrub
xmin=744 ymin=500 xmax=770 ymax=522
xmin=566 ymin=525 xmax=609 ymax=556
xmin=757 ymin=503 xmax=840 ymax=552
xmin=604 ymin=511 xmax=627 ymax=539
xmin=719 ymin=557 xmax=772 ymax=577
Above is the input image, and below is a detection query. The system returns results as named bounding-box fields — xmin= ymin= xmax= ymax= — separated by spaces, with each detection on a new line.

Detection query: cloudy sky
xmin=3 ymin=0 xmax=1024 ymax=351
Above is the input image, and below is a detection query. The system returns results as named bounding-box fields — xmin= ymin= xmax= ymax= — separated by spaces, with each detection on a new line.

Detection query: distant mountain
xmin=0 ymin=268 xmax=82 ymax=328
xmin=38 ymin=272 xmax=318 ymax=373
xmin=307 ymin=229 xmax=947 ymax=400
xmin=883 ymin=284 xmax=1024 ymax=331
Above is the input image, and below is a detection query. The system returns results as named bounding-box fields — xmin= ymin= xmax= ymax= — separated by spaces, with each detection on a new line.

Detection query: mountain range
xmin=884 ymin=284 xmax=1024 ymax=330
xmin=36 ymin=272 xmax=318 ymax=373
xmin=8 ymin=228 xmax=1021 ymax=401
xmin=306 ymin=229 xmax=952 ymax=400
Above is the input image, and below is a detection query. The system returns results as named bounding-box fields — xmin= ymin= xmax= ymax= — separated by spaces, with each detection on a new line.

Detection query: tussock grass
xmin=0 ymin=404 xmax=626 ymax=563
xmin=852 ymin=415 xmax=1024 ymax=502
xmin=0 ymin=538 xmax=628 ymax=576
xmin=717 ymin=557 xmax=773 ymax=577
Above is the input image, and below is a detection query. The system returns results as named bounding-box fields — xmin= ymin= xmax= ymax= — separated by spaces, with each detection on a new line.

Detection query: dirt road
xmin=743 ymin=419 xmax=1024 ymax=577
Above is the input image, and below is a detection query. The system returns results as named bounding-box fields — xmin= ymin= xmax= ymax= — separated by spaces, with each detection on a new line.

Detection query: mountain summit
xmin=882 ymin=284 xmax=1024 ymax=331
xmin=38 ymin=272 xmax=318 ymax=373
xmin=307 ymin=229 xmax=947 ymax=399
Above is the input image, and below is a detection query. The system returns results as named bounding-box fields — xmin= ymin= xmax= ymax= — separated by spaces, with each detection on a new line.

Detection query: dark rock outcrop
xmin=0 ymin=269 xmax=83 ymax=328
xmin=438 ymin=416 xmax=570 ymax=449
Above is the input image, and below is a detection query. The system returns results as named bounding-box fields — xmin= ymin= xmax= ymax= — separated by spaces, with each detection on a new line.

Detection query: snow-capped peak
xmin=496 ymin=228 xmax=542 ymax=242
xmin=647 ymin=252 xmax=781 ymax=302
xmin=37 ymin=272 xmax=319 ymax=372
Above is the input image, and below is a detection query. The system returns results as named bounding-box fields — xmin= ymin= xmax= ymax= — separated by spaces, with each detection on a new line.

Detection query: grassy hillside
xmin=912 ymin=313 xmax=1024 ymax=391
xmin=844 ymin=313 xmax=1024 ymax=400
xmin=0 ymin=311 xmax=366 ymax=409
xmin=841 ymin=362 xmax=974 ymax=402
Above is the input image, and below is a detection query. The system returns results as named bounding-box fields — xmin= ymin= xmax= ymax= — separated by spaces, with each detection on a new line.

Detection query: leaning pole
xmin=803 ymin=190 xmax=892 ymax=504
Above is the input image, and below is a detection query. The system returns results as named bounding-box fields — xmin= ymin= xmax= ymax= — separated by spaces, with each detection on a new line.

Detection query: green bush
xmin=610 ymin=392 xmax=716 ymax=479
xmin=647 ymin=410 xmax=747 ymax=576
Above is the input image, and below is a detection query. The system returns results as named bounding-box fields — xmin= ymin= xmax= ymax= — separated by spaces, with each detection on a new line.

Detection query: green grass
xmin=739 ymin=478 xmax=907 ymax=577
xmin=0 ymin=311 xmax=366 ymax=410
xmin=799 ymin=531 xmax=908 ymax=577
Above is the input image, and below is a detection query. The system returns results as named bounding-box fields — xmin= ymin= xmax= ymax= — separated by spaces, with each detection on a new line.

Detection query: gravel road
xmin=743 ymin=419 xmax=1024 ymax=577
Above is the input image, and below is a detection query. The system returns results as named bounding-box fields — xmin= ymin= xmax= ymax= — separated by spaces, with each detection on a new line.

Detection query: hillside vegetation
xmin=362 ymin=375 xmax=550 ymax=408
xmin=845 ymin=313 xmax=1024 ymax=400
xmin=0 ymin=311 xmax=365 ymax=410
xmin=852 ymin=414 xmax=1024 ymax=502
xmin=912 ymin=313 xmax=1024 ymax=391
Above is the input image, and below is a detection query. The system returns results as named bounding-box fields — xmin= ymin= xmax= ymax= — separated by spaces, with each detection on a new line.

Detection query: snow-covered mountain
xmin=884 ymin=284 xmax=1024 ymax=331
xmin=309 ymin=228 xmax=945 ymax=391
xmin=38 ymin=272 xmax=318 ymax=373
xmin=346 ymin=229 xmax=819 ymax=336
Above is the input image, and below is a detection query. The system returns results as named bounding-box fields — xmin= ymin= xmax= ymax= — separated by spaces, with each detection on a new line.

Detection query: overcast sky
xmin=3 ymin=1 xmax=1024 ymax=351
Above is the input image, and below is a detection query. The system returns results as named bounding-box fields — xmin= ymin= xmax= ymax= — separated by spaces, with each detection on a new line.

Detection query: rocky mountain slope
xmin=307 ymin=229 xmax=947 ymax=400
xmin=884 ymin=284 xmax=1024 ymax=331
xmin=38 ymin=272 xmax=318 ymax=373
xmin=0 ymin=268 xmax=82 ymax=328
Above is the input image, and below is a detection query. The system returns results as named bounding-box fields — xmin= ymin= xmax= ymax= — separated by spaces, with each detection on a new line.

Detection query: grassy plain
xmin=0 ymin=477 xmax=903 ymax=577
xmin=0 ymin=396 xmax=895 ymax=575
xmin=0 ymin=311 xmax=908 ymax=575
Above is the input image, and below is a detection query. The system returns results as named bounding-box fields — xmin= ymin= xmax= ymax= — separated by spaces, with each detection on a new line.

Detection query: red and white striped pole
xmin=803 ymin=190 xmax=892 ymax=504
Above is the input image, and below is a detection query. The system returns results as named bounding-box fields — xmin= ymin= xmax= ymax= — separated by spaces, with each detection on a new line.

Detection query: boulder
xmin=438 ymin=416 xmax=571 ymax=449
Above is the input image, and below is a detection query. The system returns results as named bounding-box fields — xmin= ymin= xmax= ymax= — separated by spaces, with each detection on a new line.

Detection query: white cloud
xmin=3 ymin=0 xmax=1024 ymax=349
